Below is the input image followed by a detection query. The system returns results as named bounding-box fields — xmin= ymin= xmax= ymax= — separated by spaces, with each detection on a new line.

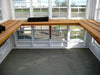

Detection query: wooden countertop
xmin=0 ymin=19 xmax=100 ymax=46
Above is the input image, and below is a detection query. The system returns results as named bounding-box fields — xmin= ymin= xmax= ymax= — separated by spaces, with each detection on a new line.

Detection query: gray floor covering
xmin=0 ymin=48 xmax=100 ymax=75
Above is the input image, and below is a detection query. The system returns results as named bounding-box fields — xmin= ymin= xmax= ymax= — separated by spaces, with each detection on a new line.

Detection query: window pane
xmin=71 ymin=0 xmax=87 ymax=18
xmin=59 ymin=8 xmax=67 ymax=17
xmin=41 ymin=8 xmax=48 ymax=17
xmin=34 ymin=26 xmax=41 ymax=30
xmin=34 ymin=30 xmax=49 ymax=40
xmin=34 ymin=26 xmax=49 ymax=30
xmin=70 ymin=25 xmax=84 ymax=41
xmin=69 ymin=25 xmax=83 ymax=30
xmin=41 ymin=26 xmax=49 ymax=30
xmin=51 ymin=30 xmax=67 ymax=40
xmin=71 ymin=0 xmax=87 ymax=7
xmin=52 ymin=8 xmax=59 ymax=17
xmin=22 ymin=8 xmax=30 ymax=18
xmin=21 ymin=26 xmax=31 ymax=30
xmin=52 ymin=25 xmax=60 ymax=30
xmin=52 ymin=25 xmax=67 ymax=30
xmin=60 ymin=25 xmax=67 ymax=30
xmin=33 ymin=8 xmax=41 ymax=17
xmin=79 ymin=8 xmax=86 ymax=18
xmin=17 ymin=31 xmax=32 ymax=40
xmin=32 ymin=0 xmax=48 ymax=7
xmin=71 ymin=8 xmax=86 ymax=18
xmin=52 ymin=8 xmax=68 ymax=18
xmin=14 ymin=0 xmax=30 ymax=19
xmin=71 ymin=8 xmax=78 ymax=18
xmin=32 ymin=0 xmax=48 ymax=17
xmin=34 ymin=8 xmax=48 ymax=17
xmin=52 ymin=0 xmax=68 ymax=7
xmin=70 ymin=30 xmax=84 ymax=40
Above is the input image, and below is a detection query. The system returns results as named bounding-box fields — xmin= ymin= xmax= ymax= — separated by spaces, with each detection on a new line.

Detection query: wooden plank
xmin=81 ymin=20 xmax=100 ymax=32
xmin=22 ymin=19 xmax=80 ymax=25
xmin=6 ymin=20 xmax=21 ymax=30
xmin=86 ymin=19 xmax=100 ymax=27
xmin=1 ymin=20 xmax=14 ymax=26
xmin=79 ymin=20 xmax=100 ymax=44
xmin=0 ymin=20 xmax=10 ymax=25
xmin=0 ymin=20 xmax=24 ymax=46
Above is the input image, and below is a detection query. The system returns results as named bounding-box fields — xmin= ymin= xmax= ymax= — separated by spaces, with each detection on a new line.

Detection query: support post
xmin=49 ymin=26 xmax=51 ymax=39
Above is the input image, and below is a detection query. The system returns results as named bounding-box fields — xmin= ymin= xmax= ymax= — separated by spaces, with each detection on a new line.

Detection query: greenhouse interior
xmin=0 ymin=0 xmax=100 ymax=75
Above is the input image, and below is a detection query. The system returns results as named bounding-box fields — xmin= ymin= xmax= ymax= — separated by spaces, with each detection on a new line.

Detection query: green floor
xmin=0 ymin=48 xmax=100 ymax=75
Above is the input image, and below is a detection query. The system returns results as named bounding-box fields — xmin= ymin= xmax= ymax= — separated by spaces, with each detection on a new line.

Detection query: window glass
xmin=14 ymin=0 xmax=30 ymax=19
xmin=51 ymin=25 xmax=67 ymax=41
xmin=71 ymin=0 xmax=87 ymax=18
xmin=32 ymin=0 xmax=48 ymax=17
xmin=16 ymin=26 xmax=32 ymax=41
xmin=52 ymin=0 xmax=68 ymax=18
xmin=69 ymin=25 xmax=84 ymax=41
xmin=34 ymin=26 xmax=49 ymax=41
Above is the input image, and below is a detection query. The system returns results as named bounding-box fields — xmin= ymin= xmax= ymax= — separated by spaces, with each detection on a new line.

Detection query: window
xmin=16 ymin=26 xmax=32 ymax=41
xmin=52 ymin=0 xmax=68 ymax=18
xmin=71 ymin=0 xmax=87 ymax=18
xmin=51 ymin=25 xmax=67 ymax=40
xmin=14 ymin=0 xmax=30 ymax=19
xmin=0 ymin=0 xmax=2 ymax=20
xmin=13 ymin=0 xmax=87 ymax=19
xmin=34 ymin=26 xmax=49 ymax=41
xmin=32 ymin=0 xmax=49 ymax=17
xmin=69 ymin=25 xmax=84 ymax=41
